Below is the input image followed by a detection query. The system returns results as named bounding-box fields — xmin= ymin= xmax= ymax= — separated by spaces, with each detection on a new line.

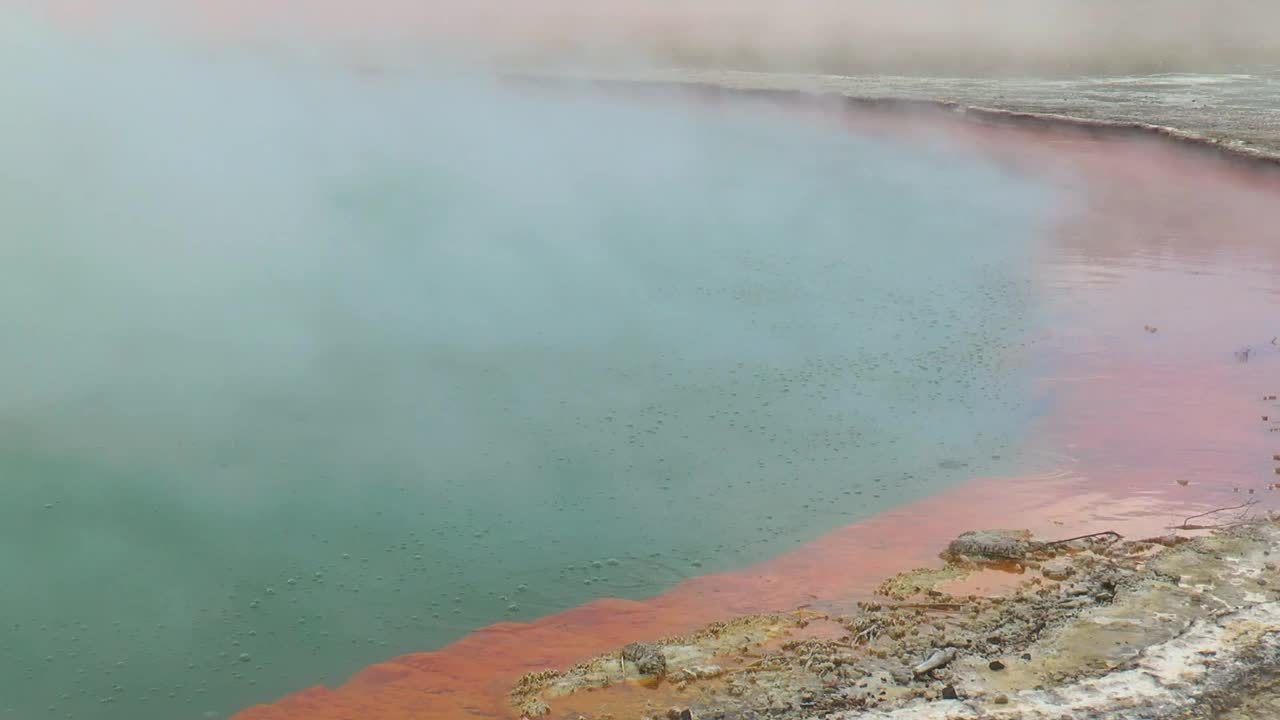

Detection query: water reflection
xmin=1034 ymin=135 xmax=1280 ymax=502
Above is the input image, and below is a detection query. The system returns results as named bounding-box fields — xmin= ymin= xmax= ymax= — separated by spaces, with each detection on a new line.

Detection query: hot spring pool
xmin=0 ymin=39 xmax=1056 ymax=720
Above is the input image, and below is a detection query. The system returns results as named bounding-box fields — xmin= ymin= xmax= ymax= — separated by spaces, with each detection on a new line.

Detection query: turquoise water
xmin=0 ymin=33 xmax=1050 ymax=720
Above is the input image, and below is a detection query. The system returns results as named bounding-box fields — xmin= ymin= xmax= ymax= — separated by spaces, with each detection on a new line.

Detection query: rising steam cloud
xmin=19 ymin=0 xmax=1280 ymax=75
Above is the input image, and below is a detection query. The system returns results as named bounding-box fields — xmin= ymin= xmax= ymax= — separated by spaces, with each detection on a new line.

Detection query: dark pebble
xmin=941 ymin=684 xmax=958 ymax=700
xmin=989 ymin=660 xmax=1006 ymax=671
xmin=1021 ymin=653 xmax=1032 ymax=661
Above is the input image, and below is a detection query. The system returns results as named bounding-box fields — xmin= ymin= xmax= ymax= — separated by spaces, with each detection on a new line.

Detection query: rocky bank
xmin=510 ymin=521 xmax=1280 ymax=719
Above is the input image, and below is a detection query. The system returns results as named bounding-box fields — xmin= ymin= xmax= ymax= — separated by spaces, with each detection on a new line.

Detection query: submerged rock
xmin=673 ymin=664 xmax=724 ymax=682
xmin=622 ymin=641 xmax=668 ymax=677
xmin=945 ymin=529 xmax=1033 ymax=561
xmin=1041 ymin=559 xmax=1076 ymax=581
xmin=517 ymin=697 xmax=549 ymax=718
xmin=911 ymin=648 xmax=957 ymax=677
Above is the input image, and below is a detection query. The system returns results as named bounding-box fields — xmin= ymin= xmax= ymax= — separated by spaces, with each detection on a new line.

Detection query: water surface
xmin=0 ymin=35 xmax=1051 ymax=720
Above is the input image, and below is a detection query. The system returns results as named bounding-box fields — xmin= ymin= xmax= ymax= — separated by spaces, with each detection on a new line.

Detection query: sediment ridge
xmin=511 ymin=520 xmax=1280 ymax=719
xmin=509 ymin=69 xmax=1280 ymax=166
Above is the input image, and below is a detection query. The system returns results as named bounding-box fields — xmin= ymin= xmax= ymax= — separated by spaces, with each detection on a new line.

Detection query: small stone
xmin=988 ymin=660 xmax=1005 ymax=671
xmin=622 ymin=643 xmax=667 ymax=677
xmin=1259 ymin=578 xmax=1269 ymax=586
xmin=941 ymin=684 xmax=958 ymax=700
xmin=665 ymin=708 xmax=692 ymax=720
xmin=946 ymin=530 xmax=1031 ymax=561
xmin=911 ymin=647 xmax=957 ymax=676
xmin=1041 ymin=560 xmax=1076 ymax=581
xmin=519 ymin=698 xmax=550 ymax=718
xmin=1020 ymin=653 xmax=1032 ymax=661
xmin=993 ymin=693 xmax=1009 ymax=705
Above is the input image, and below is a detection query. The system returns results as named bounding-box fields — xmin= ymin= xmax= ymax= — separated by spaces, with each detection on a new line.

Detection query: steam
xmin=0 ymin=11 xmax=1061 ymax=720
xmin=19 ymin=0 xmax=1280 ymax=76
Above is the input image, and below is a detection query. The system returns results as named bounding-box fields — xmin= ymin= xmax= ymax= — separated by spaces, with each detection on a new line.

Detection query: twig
xmin=851 ymin=623 xmax=881 ymax=645
xmin=1170 ymin=500 xmax=1259 ymax=530
xmin=1046 ymin=530 xmax=1123 ymax=546
xmin=1173 ymin=520 xmax=1257 ymax=531
xmin=1135 ymin=535 xmax=1190 ymax=547
xmin=912 ymin=647 xmax=957 ymax=676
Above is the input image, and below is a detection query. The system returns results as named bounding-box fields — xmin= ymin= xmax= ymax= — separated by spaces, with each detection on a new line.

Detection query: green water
xmin=0 ymin=32 xmax=1050 ymax=720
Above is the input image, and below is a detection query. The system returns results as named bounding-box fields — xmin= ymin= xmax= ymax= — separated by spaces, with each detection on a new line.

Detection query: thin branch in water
xmin=1046 ymin=530 xmax=1123 ymax=546
xmin=1135 ymin=535 xmax=1190 ymax=547
xmin=1175 ymin=521 xmax=1256 ymax=531
xmin=1171 ymin=499 xmax=1259 ymax=530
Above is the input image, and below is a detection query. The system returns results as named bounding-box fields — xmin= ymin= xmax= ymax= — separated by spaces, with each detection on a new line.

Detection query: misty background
xmin=17 ymin=0 xmax=1280 ymax=76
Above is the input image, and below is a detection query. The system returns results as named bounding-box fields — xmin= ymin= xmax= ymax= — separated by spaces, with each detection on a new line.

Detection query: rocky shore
xmin=516 ymin=69 xmax=1280 ymax=161
xmin=510 ymin=520 xmax=1280 ymax=719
